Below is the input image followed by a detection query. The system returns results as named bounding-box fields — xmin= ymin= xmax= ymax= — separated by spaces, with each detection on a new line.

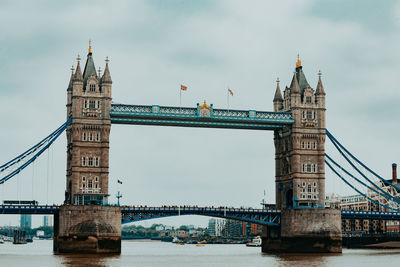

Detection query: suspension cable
xmin=326 ymin=130 xmax=400 ymax=193
xmin=0 ymin=120 xmax=67 ymax=172
xmin=0 ymin=118 xmax=71 ymax=185
xmin=326 ymin=153 xmax=400 ymax=205
xmin=325 ymin=159 xmax=400 ymax=212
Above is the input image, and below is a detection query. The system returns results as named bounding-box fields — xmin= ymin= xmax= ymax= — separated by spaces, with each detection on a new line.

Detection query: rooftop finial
xmin=296 ymin=54 xmax=302 ymax=68
xmin=105 ymin=56 xmax=110 ymax=64
xmin=318 ymin=70 xmax=322 ymax=77
xmin=76 ymin=54 xmax=81 ymax=63
xmin=98 ymin=67 xmax=102 ymax=77
xmin=89 ymin=39 xmax=92 ymax=54
xmin=276 ymin=77 xmax=280 ymax=85
xmin=71 ymin=65 xmax=75 ymax=74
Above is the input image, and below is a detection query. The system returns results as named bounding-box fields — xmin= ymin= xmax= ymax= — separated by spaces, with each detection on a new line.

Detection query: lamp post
xmin=116 ymin=191 xmax=122 ymax=206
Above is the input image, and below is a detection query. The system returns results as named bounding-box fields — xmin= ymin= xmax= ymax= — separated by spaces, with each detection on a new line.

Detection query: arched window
xmin=89 ymin=84 xmax=96 ymax=92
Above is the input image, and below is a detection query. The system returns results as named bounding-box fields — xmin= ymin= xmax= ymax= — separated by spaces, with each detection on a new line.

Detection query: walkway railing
xmin=110 ymin=104 xmax=294 ymax=130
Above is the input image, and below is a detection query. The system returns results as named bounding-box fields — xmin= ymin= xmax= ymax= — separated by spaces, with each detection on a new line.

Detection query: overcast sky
xmin=0 ymin=0 xmax=399 ymax=227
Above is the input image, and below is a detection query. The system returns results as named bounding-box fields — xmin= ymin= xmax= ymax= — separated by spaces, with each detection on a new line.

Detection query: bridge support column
xmin=262 ymin=209 xmax=342 ymax=253
xmin=53 ymin=205 xmax=121 ymax=254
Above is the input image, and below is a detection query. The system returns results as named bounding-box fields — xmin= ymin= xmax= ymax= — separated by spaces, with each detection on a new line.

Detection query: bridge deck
xmin=2 ymin=205 xmax=400 ymax=224
xmin=110 ymin=104 xmax=294 ymax=130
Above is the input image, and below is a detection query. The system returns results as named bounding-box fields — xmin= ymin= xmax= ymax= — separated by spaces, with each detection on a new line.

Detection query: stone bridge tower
xmin=54 ymin=42 xmax=121 ymax=254
xmin=262 ymin=56 xmax=342 ymax=253
xmin=65 ymin=42 xmax=112 ymax=205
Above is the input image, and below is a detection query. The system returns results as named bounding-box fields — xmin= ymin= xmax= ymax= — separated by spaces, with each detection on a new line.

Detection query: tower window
xmin=89 ymin=100 xmax=95 ymax=109
xmin=306 ymin=164 xmax=312 ymax=173
xmin=95 ymin=157 xmax=99 ymax=167
xmin=301 ymin=142 xmax=305 ymax=149
xmin=306 ymin=96 xmax=312 ymax=103
xmin=307 ymin=142 xmax=311 ymax=149
xmin=306 ymin=111 xmax=313 ymax=119
xmin=89 ymin=133 xmax=93 ymax=141
xmin=88 ymin=157 xmax=93 ymax=166
xmin=95 ymin=176 xmax=99 ymax=182
xmin=96 ymin=101 xmax=101 ymax=109
xmin=82 ymin=157 xmax=86 ymax=166
xmin=89 ymin=84 xmax=96 ymax=92
xmin=88 ymin=180 xmax=93 ymax=188
xmin=313 ymin=142 xmax=317 ymax=150
xmin=82 ymin=176 xmax=86 ymax=182
xmin=84 ymin=100 xmax=88 ymax=108
xmin=95 ymin=133 xmax=100 ymax=142
xmin=82 ymin=132 xmax=87 ymax=141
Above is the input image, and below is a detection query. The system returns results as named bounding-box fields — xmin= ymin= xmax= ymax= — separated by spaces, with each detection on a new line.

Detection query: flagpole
xmin=227 ymin=88 xmax=230 ymax=111
xmin=179 ymin=86 xmax=182 ymax=109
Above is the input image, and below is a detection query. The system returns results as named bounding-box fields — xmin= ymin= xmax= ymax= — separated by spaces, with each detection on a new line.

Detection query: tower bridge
xmin=1 ymin=44 xmax=399 ymax=254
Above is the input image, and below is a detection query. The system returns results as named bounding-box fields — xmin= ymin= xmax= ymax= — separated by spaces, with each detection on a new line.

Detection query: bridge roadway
xmin=1 ymin=205 xmax=400 ymax=225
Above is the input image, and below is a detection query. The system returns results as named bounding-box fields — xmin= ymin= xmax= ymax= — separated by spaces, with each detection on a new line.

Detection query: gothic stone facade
xmin=66 ymin=50 xmax=112 ymax=205
xmin=273 ymin=59 xmax=326 ymax=210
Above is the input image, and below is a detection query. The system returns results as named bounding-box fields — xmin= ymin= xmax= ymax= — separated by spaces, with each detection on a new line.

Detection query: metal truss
xmin=3 ymin=205 xmax=399 ymax=225
xmin=121 ymin=206 xmax=281 ymax=226
xmin=0 ymin=205 xmax=59 ymax=215
xmin=110 ymin=104 xmax=294 ymax=130
xmin=341 ymin=210 xmax=400 ymax=220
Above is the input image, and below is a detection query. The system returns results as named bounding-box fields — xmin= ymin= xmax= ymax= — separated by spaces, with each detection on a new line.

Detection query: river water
xmin=0 ymin=240 xmax=399 ymax=267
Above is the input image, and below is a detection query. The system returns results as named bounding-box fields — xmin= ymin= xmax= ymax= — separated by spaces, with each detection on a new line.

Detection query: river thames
xmin=0 ymin=240 xmax=400 ymax=267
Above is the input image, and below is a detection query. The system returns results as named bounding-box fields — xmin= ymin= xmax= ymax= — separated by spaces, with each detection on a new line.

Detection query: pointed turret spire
xmin=290 ymin=71 xmax=301 ymax=94
xmin=67 ymin=65 xmax=74 ymax=91
xmin=101 ymin=56 xmax=112 ymax=84
xmin=296 ymin=54 xmax=302 ymax=68
xmin=316 ymin=70 xmax=326 ymax=95
xmin=83 ymin=41 xmax=97 ymax=84
xmin=273 ymin=77 xmax=283 ymax=102
xmin=73 ymin=55 xmax=83 ymax=82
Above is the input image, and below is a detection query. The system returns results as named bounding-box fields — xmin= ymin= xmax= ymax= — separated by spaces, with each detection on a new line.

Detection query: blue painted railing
xmin=110 ymin=104 xmax=294 ymax=130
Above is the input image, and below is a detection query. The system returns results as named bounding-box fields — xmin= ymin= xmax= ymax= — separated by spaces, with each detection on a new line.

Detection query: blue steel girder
xmin=2 ymin=205 xmax=400 ymax=224
xmin=0 ymin=205 xmax=59 ymax=215
xmin=120 ymin=206 xmax=281 ymax=226
xmin=110 ymin=104 xmax=294 ymax=130
xmin=341 ymin=210 xmax=400 ymax=220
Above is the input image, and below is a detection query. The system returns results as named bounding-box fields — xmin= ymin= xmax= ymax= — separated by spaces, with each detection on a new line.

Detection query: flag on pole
xmin=117 ymin=180 xmax=123 ymax=184
xmin=181 ymin=85 xmax=187 ymax=91
xmin=228 ymin=88 xmax=233 ymax=96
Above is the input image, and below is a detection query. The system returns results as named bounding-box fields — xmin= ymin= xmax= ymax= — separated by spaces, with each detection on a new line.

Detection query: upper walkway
xmin=110 ymin=104 xmax=294 ymax=130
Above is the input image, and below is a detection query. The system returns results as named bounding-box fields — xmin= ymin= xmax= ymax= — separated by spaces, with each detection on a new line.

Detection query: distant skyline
xmin=0 ymin=0 xmax=399 ymax=227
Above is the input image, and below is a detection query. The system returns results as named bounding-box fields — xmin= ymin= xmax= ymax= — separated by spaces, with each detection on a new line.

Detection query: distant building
xmin=43 ymin=216 xmax=51 ymax=227
xmin=20 ymin=214 xmax=32 ymax=229
xmin=155 ymin=225 xmax=165 ymax=231
xmin=324 ymin=163 xmax=400 ymax=233
xmin=208 ymin=219 xmax=224 ymax=237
